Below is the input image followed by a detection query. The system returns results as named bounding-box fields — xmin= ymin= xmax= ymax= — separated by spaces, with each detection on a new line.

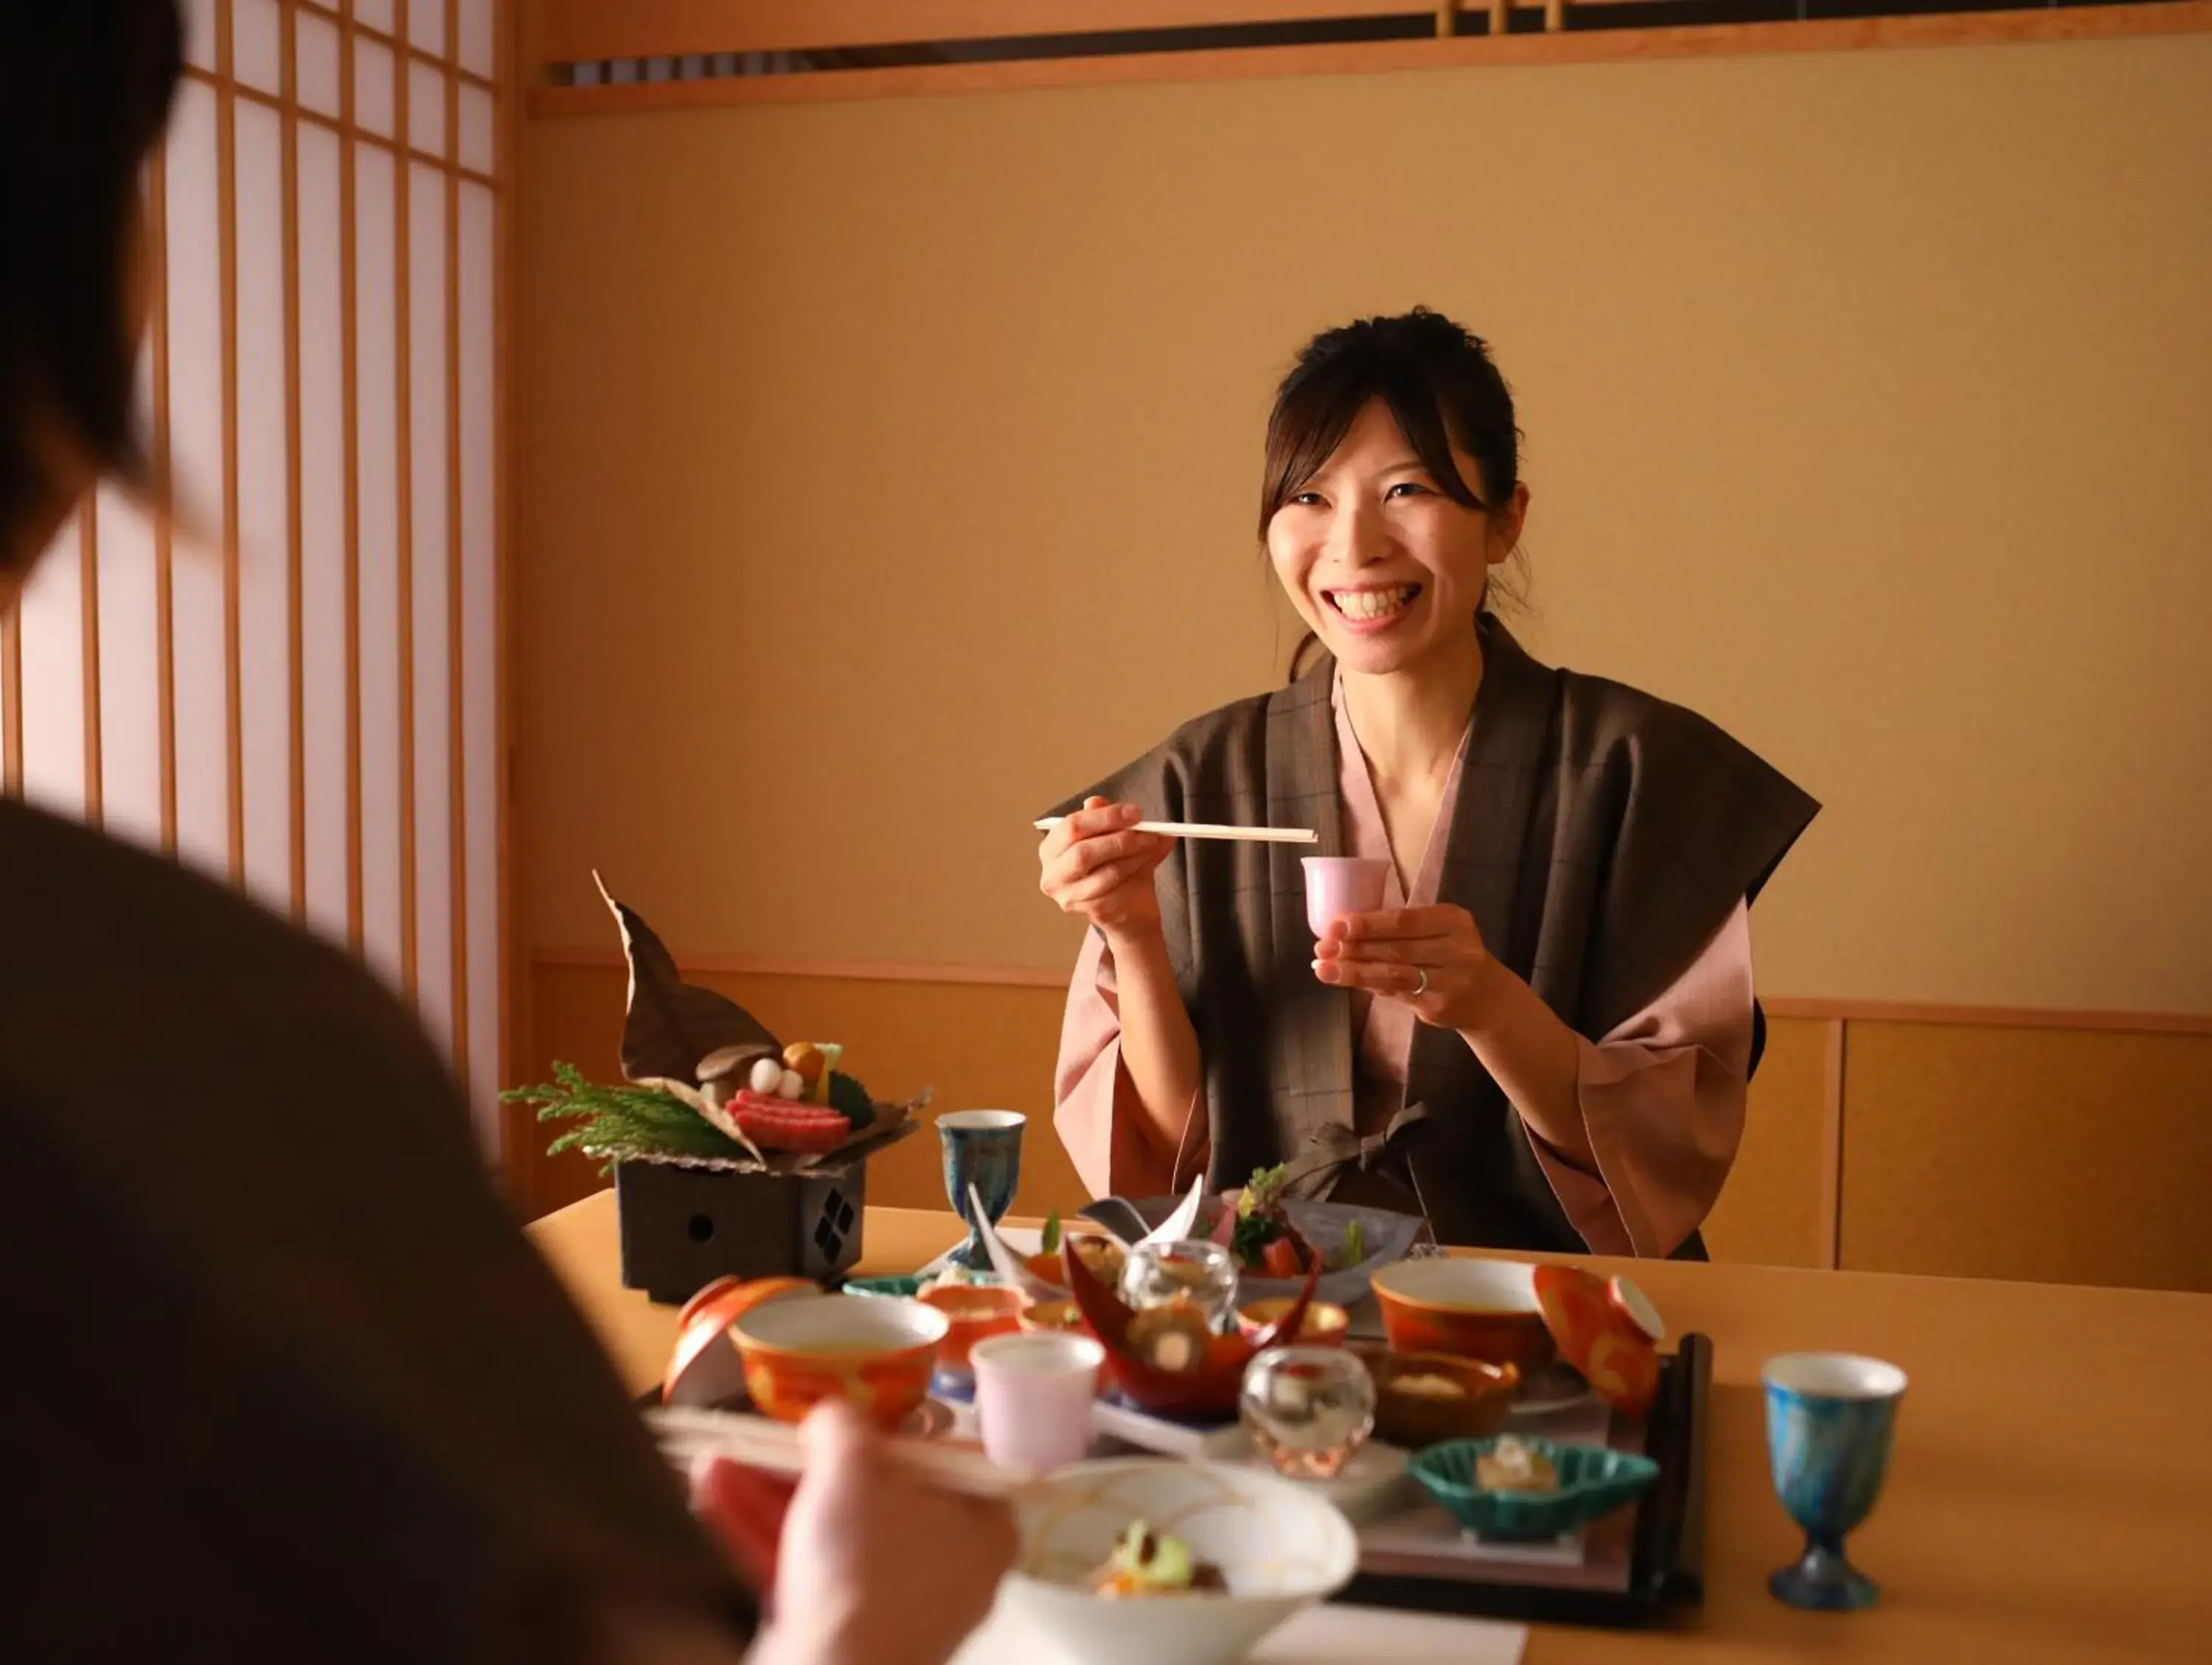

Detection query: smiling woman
xmin=1037 ymin=309 xmax=1820 ymax=1258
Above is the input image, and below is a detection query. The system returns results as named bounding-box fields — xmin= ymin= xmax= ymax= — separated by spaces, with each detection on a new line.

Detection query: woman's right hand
xmin=1037 ymin=797 xmax=1175 ymax=942
xmin=696 ymin=1400 xmax=1016 ymax=1665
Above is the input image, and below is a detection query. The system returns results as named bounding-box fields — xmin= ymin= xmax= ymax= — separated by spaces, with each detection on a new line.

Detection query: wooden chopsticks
xmin=647 ymin=1405 xmax=1025 ymax=1500
xmin=1032 ymin=817 xmax=1316 ymax=845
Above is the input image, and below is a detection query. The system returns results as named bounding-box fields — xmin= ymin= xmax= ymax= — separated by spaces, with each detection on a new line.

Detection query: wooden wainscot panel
xmin=1840 ymin=1022 xmax=2212 ymax=1293
xmin=519 ymin=961 xmax=1087 ymax=1221
xmin=1701 ymin=1015 xmax=1829 ymax=1270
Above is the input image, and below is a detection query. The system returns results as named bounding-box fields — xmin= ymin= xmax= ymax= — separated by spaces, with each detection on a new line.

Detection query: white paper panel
xmin=233 ymin=0 xmax=283 ymax=94
xmin=409 ymin=59 xmax=448 ymax=160
xmin=354 ymin=145 xmax=405 ymax=995
xmin=409 ymin=161 xmax=454 ymax=1060
xmin=96 ymin=485 xmax=164 ymax=852
xmin=166 ymin=82 xmax=232 ymax=885
xmin=459 ymin=83 xmax=495 ymax=178
xmin=409 ymin=0 xmax=450 ymax=58
xmin=355 ymin=38 xmax=396 ymax=140
xmin=235 ymin=100 xmax=293 ymax=917
xmin=356 ymin=0 xmax=397 ymax=35
xmin=459 ymin=0 xmax=496 ymax=80
xmin=460 ymin=181 xmax=500 ymax=1136
xmin=296 ymin=123 xmax=352 ymax=948
xmin=181 ymin=0 xmax=216 ymax=71
xmin=297 ymin=10 xmax=341 ymax=117
xmin=17 ymin=512 xmax=87 ymax=818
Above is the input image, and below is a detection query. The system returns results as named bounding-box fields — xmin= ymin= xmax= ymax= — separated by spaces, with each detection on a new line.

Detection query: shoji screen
xmin=0 ymin=0 xmax=509 ymax=1155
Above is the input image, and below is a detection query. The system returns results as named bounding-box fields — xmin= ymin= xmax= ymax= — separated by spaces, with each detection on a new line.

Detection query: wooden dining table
xmin=526 ymin=1189 xmax=2210 ymax=1662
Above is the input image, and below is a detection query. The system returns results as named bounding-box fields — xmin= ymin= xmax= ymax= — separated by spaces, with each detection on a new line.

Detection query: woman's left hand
xmin=1313 ymin=904 xmax=1502 ymax=1032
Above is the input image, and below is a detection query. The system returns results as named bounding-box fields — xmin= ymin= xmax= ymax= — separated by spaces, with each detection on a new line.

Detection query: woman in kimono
xmin=3 ymin=7 xmax=1008 ymax=1663
xmin=1041 ymin=309 xmax=1817 ymax=1257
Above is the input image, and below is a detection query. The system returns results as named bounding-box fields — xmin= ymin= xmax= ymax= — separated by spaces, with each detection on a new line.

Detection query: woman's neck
xmin=1339 ymin=633 xmax=1485 ymax=793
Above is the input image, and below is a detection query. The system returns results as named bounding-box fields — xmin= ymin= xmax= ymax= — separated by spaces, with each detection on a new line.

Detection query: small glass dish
xmin=1240 ymin=1345 xmax=1376 ymax=1479
xmin=1407 ymin=1436 xmax=1660 ymax=1543
xmin=1121 ymin=1238 xmax=1239 ymax=1331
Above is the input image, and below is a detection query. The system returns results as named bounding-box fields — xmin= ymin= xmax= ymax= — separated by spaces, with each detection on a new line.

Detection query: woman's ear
xmin=1488 ymin=482 xmax=1531 ymax=566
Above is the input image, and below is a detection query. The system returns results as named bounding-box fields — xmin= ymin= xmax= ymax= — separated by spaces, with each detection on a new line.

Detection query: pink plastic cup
xmin=970 ymin=1331 xmax=1104 ymax=1475
xmin=1302 ymin=856 xmax=1391 ymax=937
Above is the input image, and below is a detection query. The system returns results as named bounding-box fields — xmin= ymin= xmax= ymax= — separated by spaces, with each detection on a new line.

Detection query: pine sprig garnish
xmin=502 ymin=1060 xmax=746 ymax=1172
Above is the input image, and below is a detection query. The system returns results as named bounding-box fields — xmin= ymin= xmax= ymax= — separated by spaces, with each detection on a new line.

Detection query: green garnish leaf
xmin=503 ymin=1061 xmax=746 ymax=1176
xmin=1042 ymin=1209 xmax=1062 ymax=1254
xmin=1341 ymin=1219 xmax=1366 ymax=1270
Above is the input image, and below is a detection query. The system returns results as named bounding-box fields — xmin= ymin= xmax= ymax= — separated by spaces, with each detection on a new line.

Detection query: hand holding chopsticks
xmin=672 ymin=1400 xmax=1019 ymax=1665
xmin=1038 ymin=798 xmax=1313 ymax=942
xmin=651 ymin=1403 xmax=1024 ymax=1500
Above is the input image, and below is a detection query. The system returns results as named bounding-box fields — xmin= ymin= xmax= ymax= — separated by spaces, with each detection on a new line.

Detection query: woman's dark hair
xmin=0 ymin=1 xmax=184 ymax=576
xmin=1259 ymin=308 xmax=1526 ymax=675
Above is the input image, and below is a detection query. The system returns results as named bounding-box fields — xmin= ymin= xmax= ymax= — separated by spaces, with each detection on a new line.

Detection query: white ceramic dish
xmin=1000 ymin=1458 xmax=1358 ymax=1665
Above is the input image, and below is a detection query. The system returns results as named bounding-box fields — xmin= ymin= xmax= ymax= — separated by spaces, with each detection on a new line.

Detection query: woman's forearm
xmin=1457 ymin=963 xmax=1598 ymax=1169
xmin=1099 ymin=924 xmax=1205 ymax=1169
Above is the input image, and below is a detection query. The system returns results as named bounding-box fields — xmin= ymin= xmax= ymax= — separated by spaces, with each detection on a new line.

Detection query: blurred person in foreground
xmin=0 ymin=7 xmax=1012 ymax=1661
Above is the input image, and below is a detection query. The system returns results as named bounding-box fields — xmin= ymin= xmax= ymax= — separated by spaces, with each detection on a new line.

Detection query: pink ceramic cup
xmin=970 ymin=1330 xmax=1105 ymax=1475
xmin=1302 ymin=856 xmax=1391 ymax=938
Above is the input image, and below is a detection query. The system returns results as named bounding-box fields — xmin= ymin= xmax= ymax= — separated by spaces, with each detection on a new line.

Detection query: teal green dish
xmin=1408 ymin=1437 xmax=1660 ymax=1543
xmin=841 ymin=1274 xmax=924 ymax=1299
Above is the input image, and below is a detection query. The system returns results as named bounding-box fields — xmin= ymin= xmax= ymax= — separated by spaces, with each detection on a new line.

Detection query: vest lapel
xmin=1262 ymin=666 xmax=1354 ymax=1173
xmin=1401 ymin=622 xmax=1582 ymax=1248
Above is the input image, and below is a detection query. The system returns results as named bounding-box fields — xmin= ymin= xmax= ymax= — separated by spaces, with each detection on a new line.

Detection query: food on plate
xmin=1475 ymin=1433 xmax=1559 ymax=1494
xmin=1074 ymin=1233 xmax=1126 ymax=1285
xmin=1125 ymin=1300 xmax=1212 ymax=1374
xmin=1390 ymin=1371 xmax=1469 ymax=1401
xmin=919 ymin=1262 xmax=987 ymax=1293
xmin=1027 ymin=1225 xmax=1127 ymax=1292
xmin=782 ymin=1040 xmax=829 ymax=1092
xmin=729 ymin=1088 xmax=852 ymax=1154
xmin=1212 ymin=1165 xmax=1371 ymax=1277
xmin=1089 ymin=1521 xmax=1228 ymax=1598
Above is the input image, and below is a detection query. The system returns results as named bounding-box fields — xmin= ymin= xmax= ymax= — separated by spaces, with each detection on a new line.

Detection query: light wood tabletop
xmin=527 ymin=1189 xmax=2210 ymax=1662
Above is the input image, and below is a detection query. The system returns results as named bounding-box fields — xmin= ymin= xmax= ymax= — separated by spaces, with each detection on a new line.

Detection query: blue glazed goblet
xmin=1762 ymin=1352 xmax=1907 ymax=1611
xmin=936 ymin=1110 xmax=1025 ymax=1269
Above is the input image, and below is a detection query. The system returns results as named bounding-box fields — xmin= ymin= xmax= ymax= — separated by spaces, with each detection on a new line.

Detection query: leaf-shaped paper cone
xmin=596 ymin=872 xmax=782 ymax=1088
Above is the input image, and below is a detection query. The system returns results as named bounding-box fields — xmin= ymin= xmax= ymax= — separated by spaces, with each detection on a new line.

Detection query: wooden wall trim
xmin=396 ymin=0 xmax=420 ymax=1007
xmin=1 ymin=580 xmax=19 ymax=797
xmin=446 ymin=0 xmax=472 ymax=1096
xmin=218 ymin=0 xmax=246 ymax=886
xmin=527 ymin=3 xmax=2212 ymax=115
xmin=536 ymin=0 xmax=1434 ymax=64
xmin=78 ymin=501 xmax=102 ymax=827
xmin=527 ymin=948 xmax=2212 ymax=1031
xmin=533 ymin=947 xmax=1073 ymax=990
xmin=340 ymin=0 xmax=364 ymax=950
xmin=1818 ymin=1018 xmax=1846 ymax=1271
xmin=149 ymin=142 xmax=177 ymax=855
xmin=498 ymin=0 xmax=526 ymax=1167
xmin=282 ymin=0 xmax=307 ymax=920
xmin=1761 ymin=997 xmax=2212 ymax=1036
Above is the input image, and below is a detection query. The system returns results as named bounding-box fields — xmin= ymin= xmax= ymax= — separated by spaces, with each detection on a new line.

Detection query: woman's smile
xmin=1321 ymin=581 xmax=1425 ymax=632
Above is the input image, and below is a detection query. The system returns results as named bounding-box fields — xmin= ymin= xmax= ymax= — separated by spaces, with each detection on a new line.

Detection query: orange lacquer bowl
xmin=919 ymin=1283 xmax=1028 ymax=1369
xmin=1017 ymin=1299 xmax=1092 ymax=1337
xmin=1370 ymin=1257 xmax=1555 ymax=1370
xmin=1236 ymin=1296 xmax=1351 ymax=1346
xmin=730 ymin=1293 xmax=949 ymax=1431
